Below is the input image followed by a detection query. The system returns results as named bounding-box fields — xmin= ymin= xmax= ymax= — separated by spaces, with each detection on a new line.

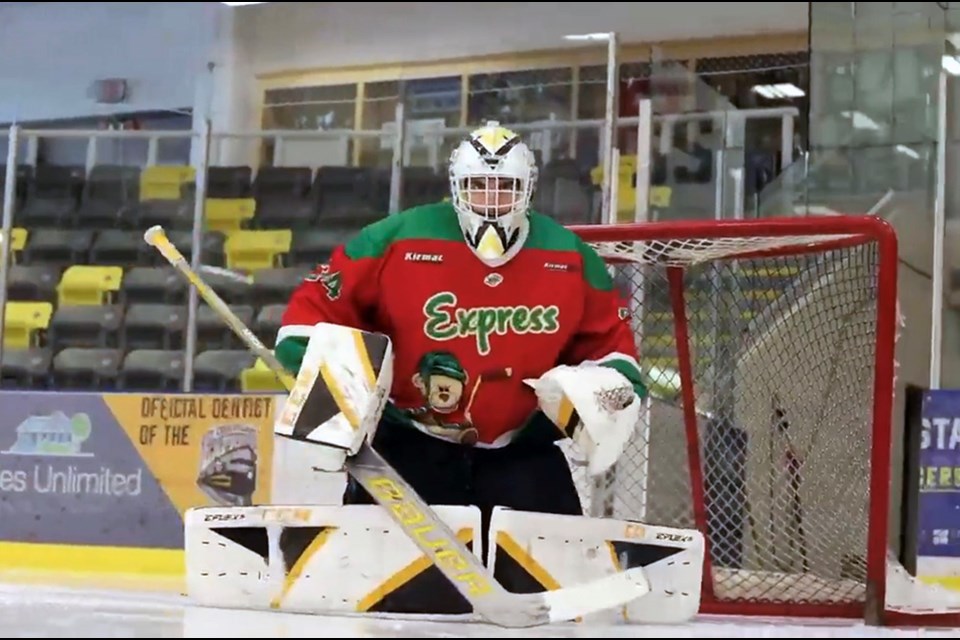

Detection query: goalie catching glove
xmin=274 ymin=322 xmax=394 ymax=471
xmin=524 ymin=364 xmax=641 ymax=477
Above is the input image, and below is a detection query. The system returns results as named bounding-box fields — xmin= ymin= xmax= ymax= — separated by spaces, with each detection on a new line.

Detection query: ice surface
xmin=1 ymin=575 xmax=959 ymax=638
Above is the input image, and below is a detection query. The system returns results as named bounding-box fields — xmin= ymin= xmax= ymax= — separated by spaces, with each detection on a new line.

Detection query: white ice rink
xmin=1 ymin=574 xmax=959 ymax=638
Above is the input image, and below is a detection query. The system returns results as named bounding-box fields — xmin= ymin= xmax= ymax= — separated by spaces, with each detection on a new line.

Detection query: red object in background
xmin=620 ymin=74 xmax=690 ymax=117
xmin=620 ymin=77 xmax=649 ymax=117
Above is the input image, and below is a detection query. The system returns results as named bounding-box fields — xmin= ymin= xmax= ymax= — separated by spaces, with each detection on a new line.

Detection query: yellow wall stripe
xmin=0 ymin=541 xmax=182 ymax=577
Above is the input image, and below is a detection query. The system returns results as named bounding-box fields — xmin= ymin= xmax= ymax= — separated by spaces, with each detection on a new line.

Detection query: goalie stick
xmin=142 ymin=225 xmax=651 ymax=628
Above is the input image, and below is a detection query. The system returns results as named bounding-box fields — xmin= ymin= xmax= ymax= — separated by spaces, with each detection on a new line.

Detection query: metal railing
xmin=0 ymin=101 xmax=802 ymax=391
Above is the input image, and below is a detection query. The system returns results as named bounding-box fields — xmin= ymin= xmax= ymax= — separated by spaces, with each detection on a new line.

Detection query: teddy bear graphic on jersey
xmin=408 ymin=350 xmax=479 ymax=445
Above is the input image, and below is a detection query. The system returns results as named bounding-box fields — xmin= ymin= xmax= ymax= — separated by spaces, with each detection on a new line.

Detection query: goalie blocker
xmin=184 ymin=504 xmax=703 ymax=625
xmin=273 ymin=321 xmax=394 ymax=471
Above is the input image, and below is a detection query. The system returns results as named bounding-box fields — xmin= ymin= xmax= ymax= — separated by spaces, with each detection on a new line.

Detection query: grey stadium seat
xmin=197 ymin=304 xmax=254 ymax=350
xmin=7 ymin=264 xmax=60 ymax=302
xmin=255 ymin=304 xmax=286 ymax=347
xmin=51 ymin=347 xmax=123 ymax=390
xmin=192 ymin=349 xmax=256 ymax=392
xmin=123 ymin=303 xmax=187 ymax=350
xmin=48 ymin=304 xmax=124 ymax=350
xmin=1 ymin=347 xmax=52 ymax=389
xmin=119 ymin=349 xmax=185 ymax=392
xmin=121 ymin=266 xmax=188 ymax=305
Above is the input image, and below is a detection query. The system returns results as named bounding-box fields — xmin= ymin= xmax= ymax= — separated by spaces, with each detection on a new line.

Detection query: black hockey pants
xmin=342 ymin=414 xmax=584 ymax=556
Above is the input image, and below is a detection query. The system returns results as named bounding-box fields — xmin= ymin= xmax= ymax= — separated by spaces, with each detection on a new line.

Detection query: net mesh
xmin=568 ymin=224 xmax=884 ymax=610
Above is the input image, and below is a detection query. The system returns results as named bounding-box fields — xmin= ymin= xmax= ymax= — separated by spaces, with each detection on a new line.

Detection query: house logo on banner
xmin=0 ymin=410 xmax=142 ymax=496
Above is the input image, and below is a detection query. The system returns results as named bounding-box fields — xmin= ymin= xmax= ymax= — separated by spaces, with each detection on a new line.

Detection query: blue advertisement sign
xmin=918 ymin=390 xmax=960 ymax=558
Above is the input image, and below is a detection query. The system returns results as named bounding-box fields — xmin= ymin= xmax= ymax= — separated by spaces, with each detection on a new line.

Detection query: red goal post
xmin=568 ymin=214 xmax=960 ymax=626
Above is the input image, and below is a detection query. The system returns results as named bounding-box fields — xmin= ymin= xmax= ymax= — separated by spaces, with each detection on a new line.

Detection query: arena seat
xmin=75 ymin=164 xmax=140 ymax=228
xmin=197 ymin=304 xmax=254 ymax=349
xmin=193 ymin=267 xmax=250 ymax=305
xmin=48 ymin=304 xmax=124 ymax=350
xmin=121 ymin=266 xmax=187 ymax=305
xmin=224 ymin=229 xmax=291 ymax=271
xmin=204 ymin=197 xmax=256 ymax=232
xmin=51 ymin=347 xmax=123 ymax=390
xmin=56 ymin=265 xmax=123 ymax=306
xmin=140 ymin=230 xmax=225 ymax=268
xmin=254 ymin=303 xmax=285 ymax=346
xmin=206 ymin=166 xmax=252 ymax=198
xmin=89 ymin=230 xmax=144 ymax=266
xmin=118 ymin=349 xmax=185 ymax=392
xmin=240 ymin=356 xmax=287 ymax=392
xmin=133 ymin=198 xmax=195 ymax=230
xmin=251 ymin=166 xmax=315 ymax=229
xmin=5 ymin=227 xmax=27 ymax=262
xmin=130 ymin=164 xmax=197 ymax=232
xmin=193 ymin=349 xmax=257 ymax=392
xmin=18 ymin=165 xmax=84 ymax=228
xmin=251 ymin=267 xmax=307 ymax=306
xmin=139 ymin=165 xmax=195 ymax=201
xmin=7 ymin=264 xmax=60 ymax=302
xmin=0 ymin=346 xmax=52 ymax=389
xmin=288 ymin=228 xmax=350 ymax=267
xmin=3 ymin=301 xmax=53 ymax=349
xmin=315 ymin=166 xmax=386 ymax=219
xmin=123 ymin=303 xmax=186 ymax=350
xmin=22 ymin=228 xmax=95 ymax=266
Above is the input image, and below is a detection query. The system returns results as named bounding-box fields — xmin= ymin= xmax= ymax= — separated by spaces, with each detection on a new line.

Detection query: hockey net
xmin=568 ymin=215 xmax=960 ymax=625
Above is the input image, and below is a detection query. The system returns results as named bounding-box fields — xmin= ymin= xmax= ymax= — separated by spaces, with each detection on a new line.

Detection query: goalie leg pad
xmin=275 ymin=322 xmax=394 ymax=471
xmin=185 ymin=503 xmax=699 ymax=624
xmin=184 ymin=504 xmax=482 ymax=618
xmin=488 ymin=506 xmax=703 ymax=625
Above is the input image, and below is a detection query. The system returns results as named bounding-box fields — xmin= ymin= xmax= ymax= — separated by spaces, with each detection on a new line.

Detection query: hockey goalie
xmin=184 ymin=123 xmax=704 ymax=626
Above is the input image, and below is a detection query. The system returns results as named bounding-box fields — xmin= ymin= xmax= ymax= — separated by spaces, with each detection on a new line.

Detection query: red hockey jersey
xmin=276 ymin=202 xmax=644 ymax=447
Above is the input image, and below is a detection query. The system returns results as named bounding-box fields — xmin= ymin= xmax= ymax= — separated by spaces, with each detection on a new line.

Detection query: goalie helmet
xmin=448 ymin=122 xmax=538 ymax=267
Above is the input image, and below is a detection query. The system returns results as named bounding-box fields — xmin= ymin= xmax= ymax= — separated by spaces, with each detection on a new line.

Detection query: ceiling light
xmin=563 ymin=33 xmax=612 ymax=42
xmin=751 ymin=83 xmax=805 ymax=99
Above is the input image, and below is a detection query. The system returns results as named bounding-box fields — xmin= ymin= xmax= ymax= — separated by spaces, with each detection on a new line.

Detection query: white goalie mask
xmin=449 ymin=122 xmax=538 ymax=267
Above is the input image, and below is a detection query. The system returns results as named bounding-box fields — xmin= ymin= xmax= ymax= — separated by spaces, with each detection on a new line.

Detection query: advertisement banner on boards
xmin=0 ymin=391 xmax=275 ymax=549
xmin=918 ymin=390 xmax=960 ymax=568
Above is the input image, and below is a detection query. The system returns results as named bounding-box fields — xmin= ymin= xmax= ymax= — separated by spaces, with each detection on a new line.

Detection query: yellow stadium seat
xmin=1 ymin=227 xmax=28 ymax=263
xmin=591 ymin=158 xmax=672 ymax=222
xmin=205 ymin=198 xmax=256 ymax=232
xmin=224 ymin=229 xmax=292 ymax=272
xmin=140 ymin=165 xmax=196 ymax=201
xmin=4 ymin=301 xmax=53 ymax=348
xmin=240 ymin=357 xmax=287 ymax=392
xmin=57 ymin=266 xmax=124 ymax=306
